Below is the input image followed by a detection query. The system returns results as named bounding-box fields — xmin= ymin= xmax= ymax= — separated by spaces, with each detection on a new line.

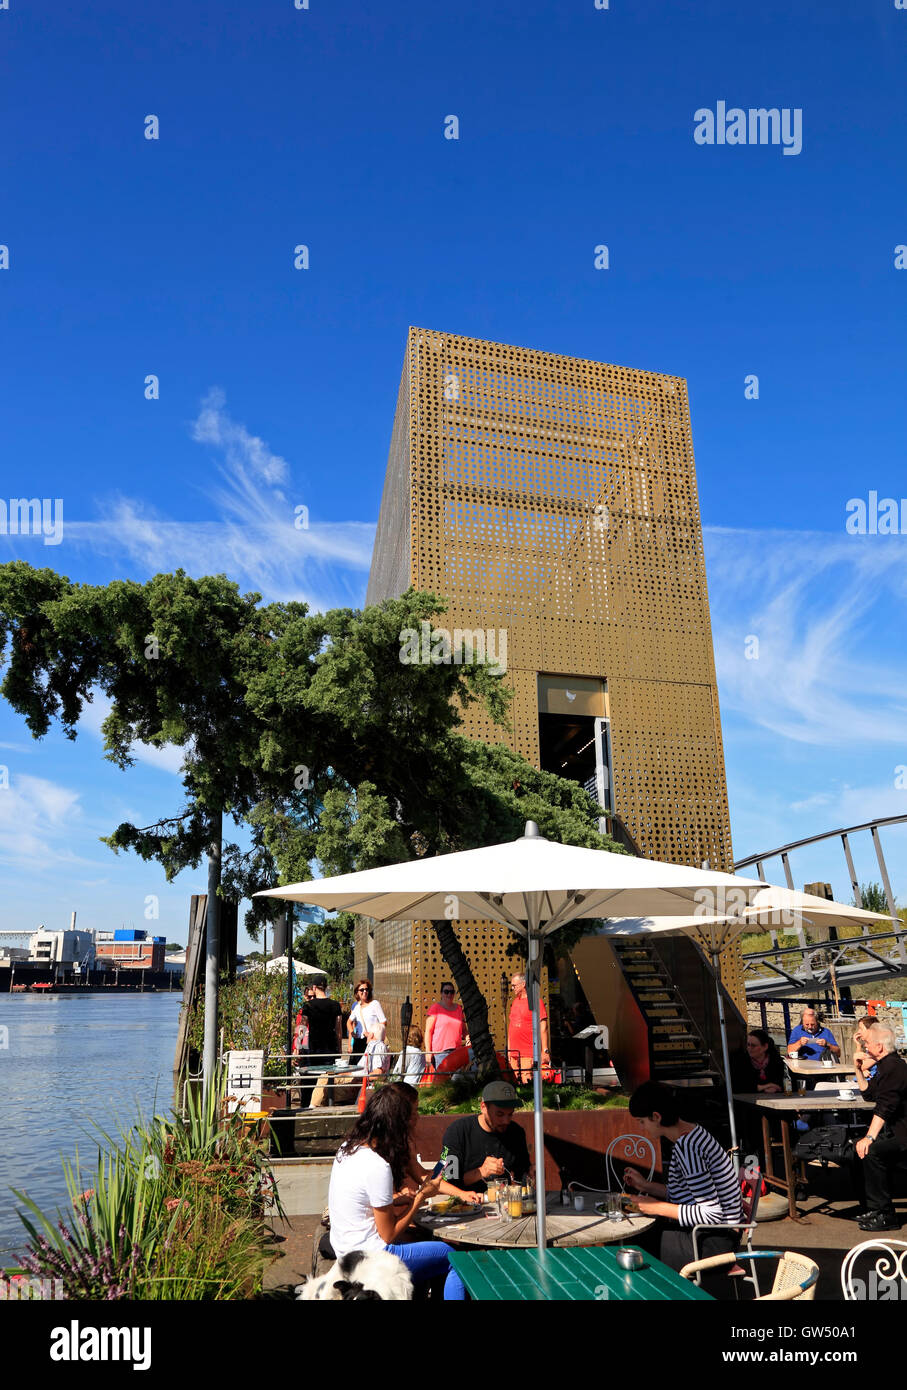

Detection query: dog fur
xmin=296 ymin=1249 xmax=414 ymax=1301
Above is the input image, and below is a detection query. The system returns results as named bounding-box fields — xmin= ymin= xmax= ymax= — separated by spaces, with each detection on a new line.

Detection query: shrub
xmin=13 ymin=1071 xmax=282 ymax=1300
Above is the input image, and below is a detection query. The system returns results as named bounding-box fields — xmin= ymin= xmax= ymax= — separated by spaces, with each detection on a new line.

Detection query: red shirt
xmin=508 ymin=993 xmax=547 ymax=1055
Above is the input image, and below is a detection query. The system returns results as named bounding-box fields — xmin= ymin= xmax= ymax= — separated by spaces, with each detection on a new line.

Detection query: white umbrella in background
xmin=585 ymin=891 xmax=887 ymax=1159
xmin=256 ymin=821 xmax=777 ymax=1247
xmin=262 ymin=957 xmax=326 ymax=977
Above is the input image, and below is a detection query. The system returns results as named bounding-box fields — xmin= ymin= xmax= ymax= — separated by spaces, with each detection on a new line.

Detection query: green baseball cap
xmin=482 ymin=1081 xmax=522 ymax=1108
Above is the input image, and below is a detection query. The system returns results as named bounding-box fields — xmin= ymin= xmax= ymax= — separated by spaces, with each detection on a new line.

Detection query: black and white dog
xmin=297 ymin=1250 xmax=413 ymax=1301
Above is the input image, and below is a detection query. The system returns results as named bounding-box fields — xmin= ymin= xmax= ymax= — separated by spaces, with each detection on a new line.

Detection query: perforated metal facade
xmin=367 ymin=328 xmax=743 ymax=1018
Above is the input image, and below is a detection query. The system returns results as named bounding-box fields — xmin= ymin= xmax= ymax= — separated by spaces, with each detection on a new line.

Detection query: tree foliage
xmin=0 ymin=562 xmax=623 ymax=1073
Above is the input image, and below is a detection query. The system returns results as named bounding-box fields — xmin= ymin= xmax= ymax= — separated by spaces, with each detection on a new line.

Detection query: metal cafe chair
xmin=680 ymin=1250 xmax=819 ymax=1301
xmin=564 ymin=1133 xmax=657 ymax=1208
xmin=689 ymin=1164 xmax=763 ymax=1297
xmin=604 ymin=1134 xmax=657 ymax=1191
xmin=841 ymin=1239 xmax=907 ymax=1301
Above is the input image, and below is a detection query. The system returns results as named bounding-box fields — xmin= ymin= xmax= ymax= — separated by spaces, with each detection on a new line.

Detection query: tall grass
xmin=13 ymin=1070 xmax=282 ymax=1300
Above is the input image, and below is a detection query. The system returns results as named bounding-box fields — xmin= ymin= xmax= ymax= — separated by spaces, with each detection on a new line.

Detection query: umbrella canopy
xmin=261 ymin=957 xmax=326 ymax=977
xmin=255 ymin=829 xmax=768 ymax=930
xmin=594 ymin=889 xmax=887 ymax=955
xmin=256 ymin=822 xmax=778 ymax=1247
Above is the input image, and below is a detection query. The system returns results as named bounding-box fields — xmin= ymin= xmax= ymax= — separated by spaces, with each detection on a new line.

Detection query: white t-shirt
xmin=328 ymin=1146 xmax=394 ymax=1257
xmin=350 ymin=999 xmax=387 ymax=1040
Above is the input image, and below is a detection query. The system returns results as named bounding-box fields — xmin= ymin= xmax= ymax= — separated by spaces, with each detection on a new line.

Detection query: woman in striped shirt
xmin=625 ymin=1081 xmax=743 ymax=1273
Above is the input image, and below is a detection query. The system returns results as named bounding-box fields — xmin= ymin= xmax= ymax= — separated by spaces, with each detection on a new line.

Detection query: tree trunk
xmin=430 ymin=919 xmax=500 ymax=1078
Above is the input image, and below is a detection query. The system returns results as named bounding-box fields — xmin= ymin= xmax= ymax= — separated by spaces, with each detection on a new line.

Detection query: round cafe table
xmin=416 ymin=1191 xmax=655 ymax=1249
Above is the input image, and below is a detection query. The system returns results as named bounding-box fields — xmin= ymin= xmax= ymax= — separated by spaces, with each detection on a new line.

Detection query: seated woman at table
xmin=729 ymin=1030 xmax=785 ymax=1170
xmin=328 ymin=1082 xmax=468 ymax=1299
xmin=730 ymin=1029 xmax=785 ymax=1094
xmin=624 ymin=1081 xmax=743 ymax=1274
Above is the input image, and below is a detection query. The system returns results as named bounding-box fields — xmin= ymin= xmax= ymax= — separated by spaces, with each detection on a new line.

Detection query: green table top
xmin=448 ymin=1245 xmax=713 ymax=1302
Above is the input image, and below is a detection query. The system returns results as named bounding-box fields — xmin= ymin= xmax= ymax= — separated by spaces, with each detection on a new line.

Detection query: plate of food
xmin=426 ymin=1196 xmax=477 ymax=1216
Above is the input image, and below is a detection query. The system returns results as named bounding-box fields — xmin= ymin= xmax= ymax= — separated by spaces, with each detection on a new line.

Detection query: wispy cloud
xmin=706 ymin=526 xmax=907 ymax=747
xmin=52 ymin=390 xmax=375 ymax=609
xmin=0 ymin=772 xmax=92 ymax=868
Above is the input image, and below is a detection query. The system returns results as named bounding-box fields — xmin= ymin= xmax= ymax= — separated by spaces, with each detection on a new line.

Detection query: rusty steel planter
xmin=413 ymin=1108 xmax=657 ymax=1190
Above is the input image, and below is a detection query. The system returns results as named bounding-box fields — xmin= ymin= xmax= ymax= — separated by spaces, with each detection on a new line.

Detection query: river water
xmin=0 ymin=992 xmax=182 ymax=1264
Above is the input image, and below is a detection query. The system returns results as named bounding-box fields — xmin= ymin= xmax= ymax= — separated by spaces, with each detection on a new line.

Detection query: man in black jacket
xmin=854 ymin=1024 xmax=907 ymax=1231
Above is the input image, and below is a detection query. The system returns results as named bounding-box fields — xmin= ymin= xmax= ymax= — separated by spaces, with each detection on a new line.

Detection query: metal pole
xmin=841 ymin=833 xmax=861 ymax=909
xmin=401 ymin=996 xmax=413 ymax=1076
xmin=712 ymin=950 xmax=740 ymax=1173
xmin=286 ymin=907 xmax=294 ymax=1108
xmin=527 ymin=927 xmax=547 ymax=1249
xmin=202 ymin=808 xmax=223 ymax=1105
xmin=871 ymin=825 xmax=902 ymax=941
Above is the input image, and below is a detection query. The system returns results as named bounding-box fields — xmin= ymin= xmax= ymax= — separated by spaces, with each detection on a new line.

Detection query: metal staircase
xmin=612 ymin=938 xmax=719 ymax=1083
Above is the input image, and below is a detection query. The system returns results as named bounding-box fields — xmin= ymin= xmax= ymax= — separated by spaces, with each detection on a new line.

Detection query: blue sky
xmin=1 ymin=0 xmax=905 ymax=951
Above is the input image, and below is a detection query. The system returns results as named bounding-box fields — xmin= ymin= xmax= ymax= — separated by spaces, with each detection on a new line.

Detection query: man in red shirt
xmin=508 ymin=973 xmax=549 ymax=1082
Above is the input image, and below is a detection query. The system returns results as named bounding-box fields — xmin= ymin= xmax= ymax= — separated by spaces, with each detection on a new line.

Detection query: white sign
xmin=225 ymin=1049 xmax=265 ymax=1115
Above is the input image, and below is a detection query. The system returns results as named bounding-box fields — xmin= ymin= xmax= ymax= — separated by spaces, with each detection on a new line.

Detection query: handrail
xmin=733 ymin=813 xmax=907 ymax=869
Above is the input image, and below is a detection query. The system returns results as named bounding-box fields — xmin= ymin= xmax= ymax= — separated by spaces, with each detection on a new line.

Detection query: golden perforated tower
xmin=363 ymin=328 xmax=743 ymax=1051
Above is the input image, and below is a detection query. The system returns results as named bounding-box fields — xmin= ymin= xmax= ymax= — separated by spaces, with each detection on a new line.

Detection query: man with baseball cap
xmin=440 ymin=1082 xmax=531 ymax=1194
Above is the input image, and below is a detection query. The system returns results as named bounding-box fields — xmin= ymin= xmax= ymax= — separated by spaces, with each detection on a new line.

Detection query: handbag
xmin=792 ymin=1123 xmax=861 ymax=1164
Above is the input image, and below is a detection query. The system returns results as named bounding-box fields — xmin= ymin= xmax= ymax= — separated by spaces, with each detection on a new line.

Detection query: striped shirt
xmin=666 ymin=1125 xmax=742 ymax=1229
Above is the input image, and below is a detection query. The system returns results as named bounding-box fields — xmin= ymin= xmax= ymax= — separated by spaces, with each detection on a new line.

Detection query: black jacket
xmin=864 ymin=1052 xmax=907 ymax=1147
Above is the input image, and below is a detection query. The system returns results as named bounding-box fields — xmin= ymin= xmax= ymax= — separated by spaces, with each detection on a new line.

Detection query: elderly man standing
xmin=508 ymin=973 xmax=549 ymax=1082
xmin=853 ymin=1024 xmax=907 ymax=1231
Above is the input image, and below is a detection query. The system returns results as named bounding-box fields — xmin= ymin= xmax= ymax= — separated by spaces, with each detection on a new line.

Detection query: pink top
xmin=426 ymin=1002 xmax=465 ymax=1054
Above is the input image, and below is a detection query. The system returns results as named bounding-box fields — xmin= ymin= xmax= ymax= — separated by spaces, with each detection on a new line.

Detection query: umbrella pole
xmin=712 ymin=949 xmax=740 ymax=1174
xmin=527 ymin=930 xmax=547 ymax=1249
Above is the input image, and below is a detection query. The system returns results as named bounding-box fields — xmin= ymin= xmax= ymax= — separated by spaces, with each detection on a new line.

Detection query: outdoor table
xmin=417 ymin=1191 xmax=655 ymax=1249
xmin=785 ymin=1058 xmax=853 ymax=1078
xmin=734 ymin=1091 xmax=872 ymax=1220
xmin=448 ymin=1245 xmax=712 ymax=1301
xmin=786 ymin=1057 xmax=854 ymax=1092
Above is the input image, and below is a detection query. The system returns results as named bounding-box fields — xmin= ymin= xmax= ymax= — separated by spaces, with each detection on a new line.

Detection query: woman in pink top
xmin=425 ymin=983 xmax=467 ymax=1070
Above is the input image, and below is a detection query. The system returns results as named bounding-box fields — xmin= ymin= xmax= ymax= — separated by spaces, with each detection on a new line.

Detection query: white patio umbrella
xmin=584 ymin=891 xmax=887 ymax=1162
xmin=256 ymin=820 xmax=774 ymax=1247
xmin=262 ymin=957 xmax=326 ymax=976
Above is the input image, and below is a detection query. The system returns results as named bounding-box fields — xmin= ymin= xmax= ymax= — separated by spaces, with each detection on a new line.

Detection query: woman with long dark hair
xmin=327 ymin=1082 xmax=467 ymax=1299
xmin=730 ymin=1028 xmax=786 ymax=1174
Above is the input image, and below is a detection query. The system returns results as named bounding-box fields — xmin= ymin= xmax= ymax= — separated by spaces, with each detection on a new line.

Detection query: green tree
xmin=0 ymin=562 xmax=312 ymax=1083
xmin=0 ymin=566 xmax=620 ymax=1078
xmin=294 ymin=911 xmax=356 ymax=981
xmin=859 ymin=882 xmax=895 ymax=915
